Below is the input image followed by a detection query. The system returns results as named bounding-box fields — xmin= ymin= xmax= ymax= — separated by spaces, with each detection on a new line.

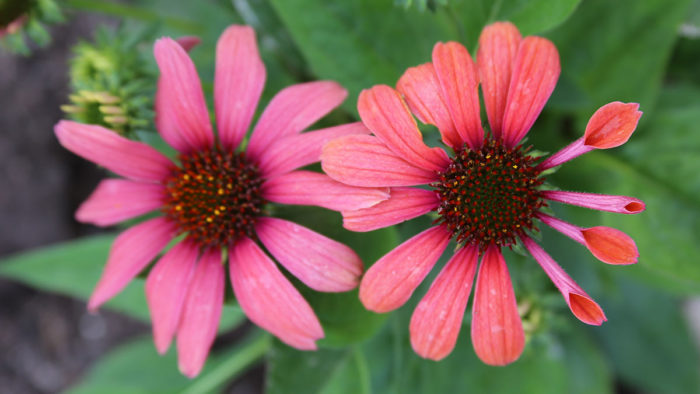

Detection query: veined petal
xmin=359 ymin=226 xmax=450 ymax=313
xmin=432 ymin=41 xmax=484 ymax=149
xmin=321 ymin=135 xmax=439 ymax=187
xmin=522 ymin=236 xmax=606 ymax=325
xmin=397 ymin=63 xmax=461 ymax=149
xmin=358 ymin=85 xmax=449 ymax=171
xmin=543 ymin=190 xmax=645 ymax=214
xmin=146 ymin=239 xmax=199 ymax=354
xmin=477 ymin=21 xmax=522 ymax=139
xmin=215 ymin=25 xmax=266 ymax=150
xmin=88 ymin=217 xmax=177 ymax=311
xmin=55 ymin=120 xmax=173 ymax=182
xmin=583 ymin=102 xmax=642 ymax=149
xmin=537 ymin=212 xmax=638 ymax=265
xmin=154 ymin=37 xmax=214 ymax=151
xmin=255 ymin=217 xmax=363 ymax=292
xmin=502 ymin=36 xmax=560 ymax=148
xmin=230 ymin=237 xmax=324 ymax=349
xmin=471 ymin=245 xmax=524 ymax=366
xmin=76 ymin=179 xmax=165 ymax=226
xmin=177 ymin=248 xmax=224 ymax=378
xmin=410 ymin=245 xmax=478 ymax=361
xmin=262 ymin=171 xmax=389 ymax=212
xmin=247 ymin=81 xmax=347 ymax=159
xmin=257 ymin=122 xmax=370 ymax=178
xmin=342 ymin=187 xmax=439 ymax=232
xmin=155 ymin=37 xmax=201 ymax=153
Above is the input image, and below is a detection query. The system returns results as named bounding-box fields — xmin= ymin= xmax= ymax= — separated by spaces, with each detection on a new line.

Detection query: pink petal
xmin=230 ymin=237 xmax=324 ymax=349
xmin=358 ymin=85 xmax=449 ymax=171
xmin=543 ymin=190 xmax=645 ymax=214
xmin=396 ymin=63 xmax=461 ymax=149
xmin=145 ymin=239 xmax=199 ymax=354
xmin=583 ymin=102 xmax=643 ymax=149
xmin=155 ymin=38 xmax=202 ymax=153
xmin=342 ymin=187 xmax=439 ymax=232
xmin=88 ymin=217 xmax=177 ymax=311
xmin=537 ymin=212 xmax=638 ymax=265
xmin=54 ymin=120 xmax=173 ymax=182
xmin=154 ymin=37 xmax=214 ymax=152
xmin=471 ymin=245 xmax=524 ymax=366
xmin=502 ymin=36 xmax=560 ymax=148
xmin=177 ymin=248 xmax=224 ymax=378
xmin=262 ymin=170 xmax=389 ymax=212
xmin=410 ymin=245 xmax=478 ymax=361
xmin=215 ymin=25 xmax=266 ymax=151
xmin=247 ymin=81 xmax=347 ymax=160
xmin=255 ymin=217 xmax=363 ymax=292
xmin=537 ymin=137 xmax=593 ymax=171
xmin=321 ymin=135 xmax=439 ymax=187
xmin=359 ymin=226 xmax=450 ymax=313
xmin=76 ymin=179 xmax=165 ymax=226
xmin=432 ymin=41 xmax=484 ymax=149
xmin=256 ymin=122 xmax=370 ymax=178
xmin=522 ymin=236 xmax=606 ymax=325
xmin=581 ymin=227 xmax=638 ymax=265
xmin=477 ymin=22 xmax=522 ymax=139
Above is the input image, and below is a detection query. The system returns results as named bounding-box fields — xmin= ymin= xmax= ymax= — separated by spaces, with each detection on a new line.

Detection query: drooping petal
xmin=396 ymin=63 xmax=461 ymax=149
xmin=55 ymin=120 xmax=173 ymax=182
xmin=230 ymin=237 xmax=324 ymax=349
xmin=543 ymin=190 xmax=645 ymax=214
xmin=321 ymin=135 xmax=439 ymax=187
xmin=358 ymin=85 xmax=449 ymax=171
xmin=176 ymin=248 xmax=224 ymax=378
xmin=154 ymin=37 xmax=214 ymax=151
xmin=477 ymin=21 xmax=522 ymax=139
xmin=432 ymin=42 xmax=484 ymax=149
xmin=471 ymin=245 xmax=524 ymax=366
xmin=262 ymin=171 xmax=389 ymax=212
xmin=88 ymin=217 xmax=177 ymax=311
xmin=256 ymin=122 xmax=370 ymax=177
xmin=247 ymin=81 xmax=347 ymax=159
xmin=537 ymin=212 xmax=638 ymax=265
xmin=255 ymin=217 xmax=363 ymax=292
xmin=537 ymin=138 xmax=593 ymax=171
xmin=522 ymin=236 xmax=606 ymax=325
xmin=502 ymin=36 xmax=560 ymax=148
xmin=583 ymin=102 xmax=643 ymax=149
xmin=145 ymin=239 xmax=199 ymax=354
xmin=76 ymin=179 xmax=165 ymax=226
xmin=175 ymin=36 xmax=201 ymax=51
xmin=215 ymin=25 xmax=266 ymax=150
xmin=359 ymin=226 xmax=450 ymax=313
xmin=410 ymin=245 xmax=478 ymax=361
xmin=342 ymin=187 xmax=439 ymax=232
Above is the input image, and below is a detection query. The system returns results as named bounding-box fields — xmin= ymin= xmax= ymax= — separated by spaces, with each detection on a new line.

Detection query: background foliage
xmin=1 ymin=0 xmax=699 ymax=392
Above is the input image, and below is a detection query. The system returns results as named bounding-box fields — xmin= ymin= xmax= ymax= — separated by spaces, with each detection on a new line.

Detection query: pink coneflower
xmin=321 ymin=22 xmax=644 ymax=365
xmin=55 ymin=25 xmax=388 ymax=377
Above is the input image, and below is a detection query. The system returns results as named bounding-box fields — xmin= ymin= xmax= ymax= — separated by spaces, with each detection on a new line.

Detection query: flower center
xmin=163 ymin=148 xmax=264 ymax=249
xmin=433 ymin=138 xmax=545 ymax=250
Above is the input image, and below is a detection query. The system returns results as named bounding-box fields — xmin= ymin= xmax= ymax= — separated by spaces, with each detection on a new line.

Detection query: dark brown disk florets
xmin=163 ymin=147 xmax=264 ymax=249
xmin=433 ymin=138 xmax=545 ymax=250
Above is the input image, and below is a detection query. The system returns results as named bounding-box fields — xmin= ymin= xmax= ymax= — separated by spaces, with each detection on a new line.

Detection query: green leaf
xmin=593 ymin=273 xmax=700 ymax=394
xmin=266 ymin=343 xmax=370 ymax=394
xmin=0 ymin=235 xmax=246 ymax=329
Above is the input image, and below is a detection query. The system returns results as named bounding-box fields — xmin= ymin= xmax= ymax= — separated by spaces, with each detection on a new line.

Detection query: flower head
xmin=321 ymin=22 xmax=643 ymax=365
xmin=0 ymin=0 xmax=62 ymax=54
xmin=55 ymin=25 xmax=388 ymax=377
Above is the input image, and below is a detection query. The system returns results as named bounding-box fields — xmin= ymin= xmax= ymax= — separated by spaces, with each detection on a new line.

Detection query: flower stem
xmin=180 ymin=332 xmax=271 ymax=394
xmin=64 ymin=0 xmax=202 ymax=34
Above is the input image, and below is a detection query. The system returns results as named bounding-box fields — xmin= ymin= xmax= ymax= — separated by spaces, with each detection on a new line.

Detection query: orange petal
xmin=582 ymin=226 xmax=638 ymax=265
xmin=583 ymin=102 xmax=642 ymax=149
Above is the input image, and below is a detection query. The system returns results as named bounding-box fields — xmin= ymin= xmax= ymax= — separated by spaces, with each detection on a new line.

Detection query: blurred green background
xmin=1 ymin=0 xmax=699 ymax=393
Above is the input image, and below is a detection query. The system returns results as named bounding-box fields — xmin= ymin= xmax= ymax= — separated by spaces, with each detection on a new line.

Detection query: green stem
xmin=64 ymin=0 xmax=202 ymax=34
xmin=180 ymin=332 xmax=271 ymax=394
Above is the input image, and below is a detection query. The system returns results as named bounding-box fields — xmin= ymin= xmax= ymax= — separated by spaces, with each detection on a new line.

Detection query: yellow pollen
xmin=206 ymin=217 xmax=213 ymax=223
xmin=218 ymin=188 xmax=224 ymax=195
xmin=183 ymin=174 xmax=190 ymax=181
xmin=214 ymin=209 xmax=221 ymax=215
